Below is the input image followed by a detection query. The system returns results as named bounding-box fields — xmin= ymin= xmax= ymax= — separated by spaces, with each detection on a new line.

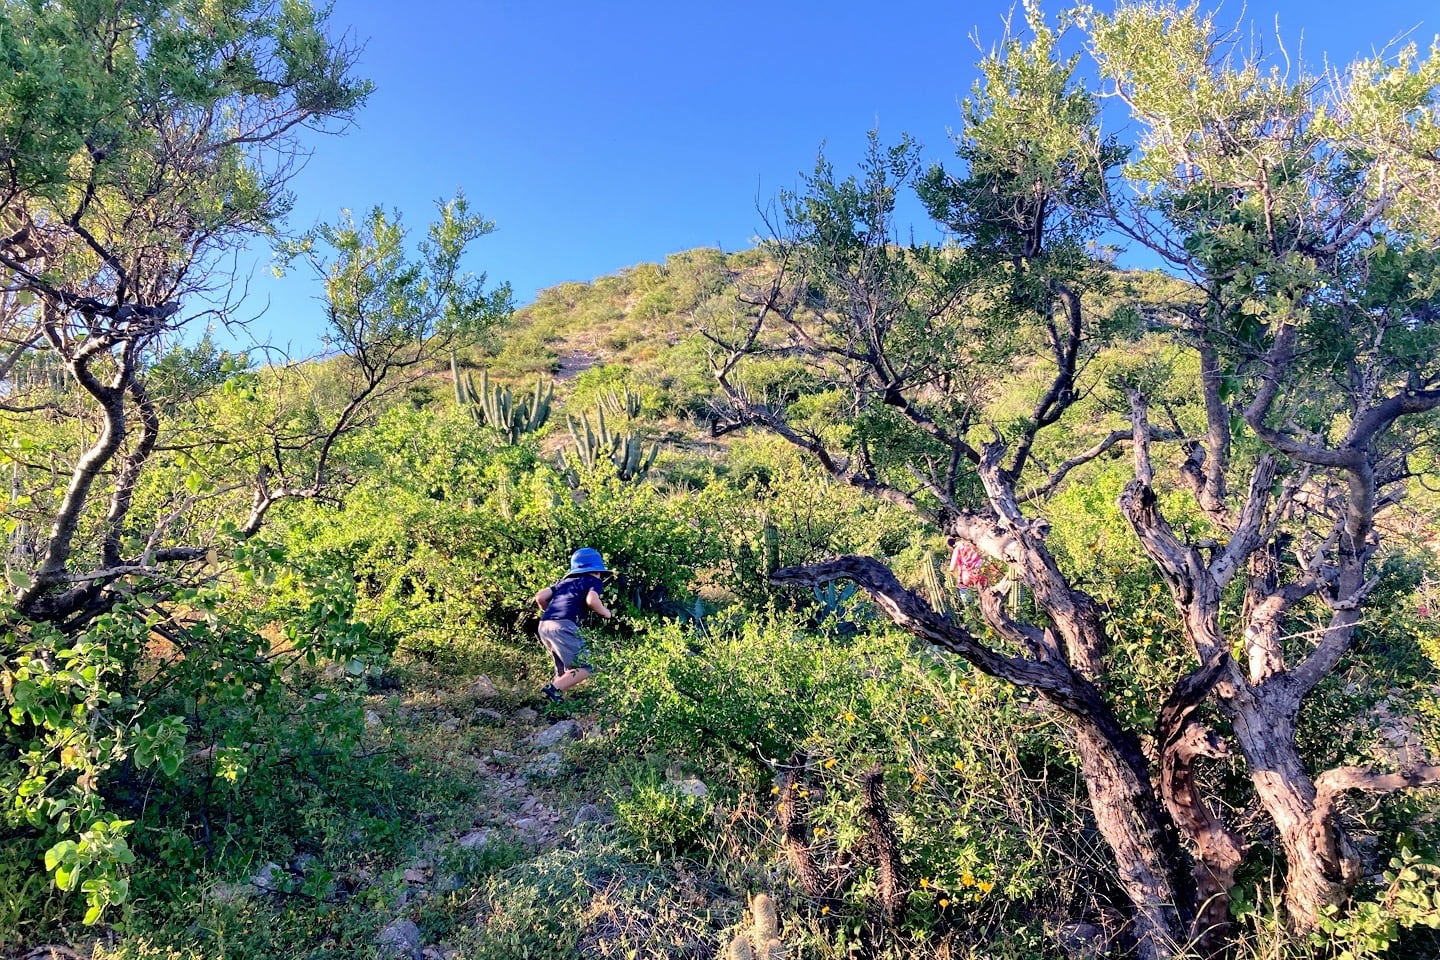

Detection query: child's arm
xmin=586 ymin=589 xmax=613 ymax=620
xmin=533 ymin=586 xmax=554 ymax=610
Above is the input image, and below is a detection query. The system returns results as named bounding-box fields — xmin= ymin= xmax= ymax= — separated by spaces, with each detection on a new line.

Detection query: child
xmin=532 ymin=547 xmax=614 ymax=702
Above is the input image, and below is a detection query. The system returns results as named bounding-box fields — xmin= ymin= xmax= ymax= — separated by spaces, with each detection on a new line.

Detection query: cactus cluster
xmin=727 ymin=892 xmax=785 ymax=960
xmin=556 ymin=406 xmax=660 ymax=485
xmin=598 ymin=386 xmax=642 ymax=420
xmin=451 ymin=354 xmax=552 ymax=444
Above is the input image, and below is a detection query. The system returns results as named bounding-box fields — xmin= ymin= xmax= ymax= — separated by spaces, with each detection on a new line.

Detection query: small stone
xmin=365 ymin=710 xmax=382 ymax=728
xmin=523 ymin=752 xmax=565 ymax=780
xmin=377 ymin=918 xmax=423 ymax=960
xmin=456 ymin=829 xmax=491 ymax=849
xmin=403 ymin=867 xmax=428 ymax=884
xmin=469 ymin=675 xmax=499 ymax=698
xmin=673 ymin=777 xmax=708 ymax=798
xmin=209 ymin=880 xmax=251 ymax=904
xmin=513 ymin=817 xmax=538 ymax=831
xmin=514 ymin=707 xmax=539 ymax=722
xmin=572 ymin=803 xmax=610 ymax=826
xmin=251 ymin=862 xmax=285 ymax=891
xmin=474 ymin=708 xmax=504 ymax=723
xmin=531 ymin=720 xmax=580 ymax=749
xmin=292 ymin=853 xmax=319 ymax=874
xmin=439 ymin=716 xmax=462 ymax=732
xmin=1056 ymin=921 xmax=1106 ymax=959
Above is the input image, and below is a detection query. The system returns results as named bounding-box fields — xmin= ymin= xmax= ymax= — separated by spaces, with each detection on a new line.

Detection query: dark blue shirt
xmin=540 ymin=574 xmax=603 ymax=623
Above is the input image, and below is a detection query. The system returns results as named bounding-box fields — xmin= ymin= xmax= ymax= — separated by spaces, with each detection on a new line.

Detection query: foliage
xmin=273 ymin=405 xmax=714 ymax=669
xmin=602 ymin=615 xmax=1099 ymax=943
xmin=706 ymin=4 xmax=1440 ymax=955
xmin=614 ymin=771 xmax=715 ymax=861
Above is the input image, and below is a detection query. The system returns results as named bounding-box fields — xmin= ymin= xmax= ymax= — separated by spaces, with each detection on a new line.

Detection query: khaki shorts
xmin=538 ymin=619 xmax=591 ymax=674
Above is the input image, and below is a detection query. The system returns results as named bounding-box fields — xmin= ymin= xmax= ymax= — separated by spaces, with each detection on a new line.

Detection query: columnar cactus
xmin=920 ymin=549 xmax=954 ymax=616
xmin=451 ymin=354 xmax=552 ymax=445
xmin=599 ymin=386 xmax=642 ymax=420
xmin=727 ymin=892 xmax=785 ymax=960
xmin=556 ymin=406 xmax=660 ymax=485
xmin=761 ymin=520 xmax=780 ymax=578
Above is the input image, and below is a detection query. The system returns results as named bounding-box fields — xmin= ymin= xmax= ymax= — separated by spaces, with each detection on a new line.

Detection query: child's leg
xmin=553 ymin=666 xmax=591 ymax=691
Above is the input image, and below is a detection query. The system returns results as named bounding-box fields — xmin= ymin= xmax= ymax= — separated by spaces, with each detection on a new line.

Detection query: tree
xmin=0 ymin=0 xmax=509 ymax=921
xmin=1089 ymin=0 xmax=1440 ymax=933
xmin=0 ymin=0 xmax=370 ymax=625
xmin=708 ymin=4 xmax=1440 ymax=957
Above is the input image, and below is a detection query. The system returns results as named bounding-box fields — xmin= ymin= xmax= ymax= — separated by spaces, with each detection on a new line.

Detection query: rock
xmin=672 ymin=777 xmax=708 ymax=798
xmin=1056 ymin=921 xmax=1106 ymax=959
xmin=403 ymin=867 xmax=429 ymax=884
xmin=434 ymin=873 xmax=466 ymax=893
xmin=513 ymin=817 xmax=538 ymax=831
xmin=291 ymin=853 xmax=319 ymax=875
xmin=490 ymin=749 xmax=517 ymax=763
xmin=251 ymin=862 xmax=285 ymax=891
xmin=456 ymin=828 xmax=491 ymax=849
xmin=364 ymin=710 xmax=382 ymax=728
xmin=438 ymin=716 xmax=462 ymax=733
xmin=473 ymin=708 xmax=504 ymax=723
xmin=377 ymin=919 xmax=423 ymax=960
xmin=469 ymin=675 xmax=499 ymax=698
xmin=531 ymin=720 xmax=580 ymax=749
xmin=572 ymin=803 xmax=610 ymax=827
xmin=523 ymin=752 xmax=565 ymax=780
xmin=209 ymin=880 xmax=251 ymax=904
xmin=514 ymin=707 xmax=539 ymax=723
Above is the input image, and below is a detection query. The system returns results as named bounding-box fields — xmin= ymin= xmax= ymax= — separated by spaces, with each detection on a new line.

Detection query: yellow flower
xmin=823 ymin=758 xmax=837 ymax=769
xmin=842 ymin=711 xmax=856 ymax=723
xmin=821 ymin=905 xmax=830 ymax=915
xmin=919 ymin=877 xmax=931 ymax=890
xmin=960 ymin=872 xmax=976 ymax=887
xmin=952 ymin=759 xmax=965 ymax=771
xmin=815 ymin=827 xmax=827 ymax=837
xmin=919 ymin=715 xmax=931 ymax=725
xmin=977 ymin=880 xmax=995 ymax=894
xmin=770 ymin=786 xmax=780 ymax=795
xmin=939 ymin=898 xmax=951 ymax=908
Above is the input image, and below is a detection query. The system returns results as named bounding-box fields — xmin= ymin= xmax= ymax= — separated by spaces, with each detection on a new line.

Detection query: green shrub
xmin=615 ymin=772 xmax=715 ymax=861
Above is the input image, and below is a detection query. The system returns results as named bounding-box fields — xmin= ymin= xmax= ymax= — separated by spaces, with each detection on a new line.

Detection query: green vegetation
xmin=2 ymin=2 xmax=1439 ymax=959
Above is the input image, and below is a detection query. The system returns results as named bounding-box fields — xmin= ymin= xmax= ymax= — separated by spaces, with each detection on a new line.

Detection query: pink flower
xmin=949 ymin=540 xmax=987 ymax=588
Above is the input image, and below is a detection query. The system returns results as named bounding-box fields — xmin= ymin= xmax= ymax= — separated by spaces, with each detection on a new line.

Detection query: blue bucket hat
xmin=566 ymin=547 xmax=609 ymax=576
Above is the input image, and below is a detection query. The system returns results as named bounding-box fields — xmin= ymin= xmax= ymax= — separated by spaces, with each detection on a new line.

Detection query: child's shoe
xmin=541 ymin=683 xmax=563 ymax=703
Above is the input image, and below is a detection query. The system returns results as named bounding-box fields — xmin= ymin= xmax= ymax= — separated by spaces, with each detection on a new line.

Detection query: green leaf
xmin=6 ymin=568 xmax=32 ymax=589
xmin=44 ymin=840 xmax=77 ymax=872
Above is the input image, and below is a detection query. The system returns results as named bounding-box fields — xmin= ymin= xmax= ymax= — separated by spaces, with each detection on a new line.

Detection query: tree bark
xmin=772 ymin=556 xmax=1195 ymax=960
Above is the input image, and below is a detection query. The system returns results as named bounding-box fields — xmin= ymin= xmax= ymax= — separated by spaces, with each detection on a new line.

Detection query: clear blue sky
xmin=236 ymin=0 xmax=1437 ymax=357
